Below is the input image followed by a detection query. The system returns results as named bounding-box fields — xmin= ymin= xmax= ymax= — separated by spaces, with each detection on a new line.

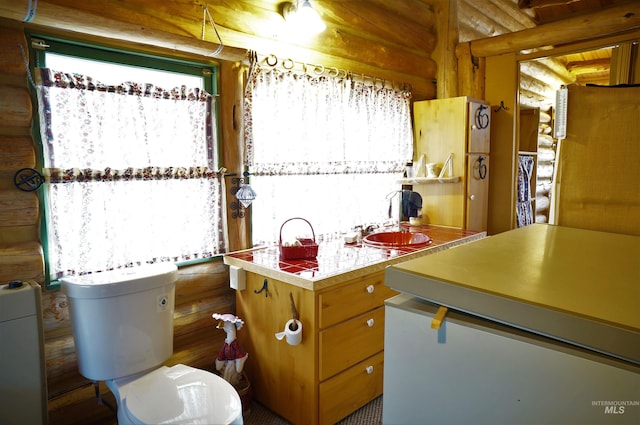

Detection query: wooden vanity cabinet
xmin=235 ymin=270 xmax=397 ymax=425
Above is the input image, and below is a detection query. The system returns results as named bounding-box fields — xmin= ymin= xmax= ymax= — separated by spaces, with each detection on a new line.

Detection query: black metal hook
xmin=475 ymin=104 xmax=490 ymax=129
xmin=14 ymin=168 xmax=44 ymax=192
xmin=254 ymin=278 xmax=269 ymax=297
xmin=493 ymin=101 xmax=509 ymax=113
xmin=478 ymin=156 xmax=488 ymax=180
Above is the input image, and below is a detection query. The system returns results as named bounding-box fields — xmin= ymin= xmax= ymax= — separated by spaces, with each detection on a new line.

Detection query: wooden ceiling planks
xmin=2 ymin=0 xmax=636 ymax=100
xmin=459 ymin=0 xmax=530 ymax=41
xmin=319 ymin=0 xmax=436 ymax=53
xmin=521 ymin=0 xmax=633 ymax=24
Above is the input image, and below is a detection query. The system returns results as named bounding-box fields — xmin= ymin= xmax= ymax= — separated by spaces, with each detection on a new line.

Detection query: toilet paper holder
xmin=275 ymin=292 xmax=303 ymax=346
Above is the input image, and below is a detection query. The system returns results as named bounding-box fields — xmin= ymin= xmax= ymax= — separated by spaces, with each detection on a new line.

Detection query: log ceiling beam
xmin=458 ymin=0 xmax=511 ymax=39
xmin=320 ymin=0 xmax=436 ymax=52
xmin=517 ymin=0 xmax=581 ymax=8
xmin=463 ymin=2 xmax=640 ymax=58
xmin=520 ymin=59 xmax=573 ymax=87
xmin=565 ymin=57 xmax=611 ymax=73
xmin=489 ymin=0 xmax=537 ymax=29
xmin=0 ymin=1 xmax=248 ymax=62
xmin=461 ymin=0 xmax=531 ymax=35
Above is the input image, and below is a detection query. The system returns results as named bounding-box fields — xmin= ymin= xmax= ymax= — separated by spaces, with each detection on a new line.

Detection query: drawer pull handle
xmin=366 ymin=285 xmax=375 ymax=294
xmin=366 ymin=366 xmax=374 ymax=374
xmin=366 ymin=318 xmax=375 ymax=327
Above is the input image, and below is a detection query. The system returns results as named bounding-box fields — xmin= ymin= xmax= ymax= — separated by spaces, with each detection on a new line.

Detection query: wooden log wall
xmin=0 ymin=19 xmax=236 ymax=424
xmin=0 ymin=23 xmax=41 ymax=275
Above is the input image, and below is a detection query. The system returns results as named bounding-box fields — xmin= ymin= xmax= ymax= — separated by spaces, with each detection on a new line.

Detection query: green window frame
xmin=27 ymin=33 xmax=222 ymax=287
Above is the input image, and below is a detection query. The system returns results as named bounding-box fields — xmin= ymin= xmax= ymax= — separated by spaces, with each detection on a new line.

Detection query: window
xmin=30 ymin=37 xmax=225 ymax=282
xmin=244 ymin=63 xmax=413 ymax=244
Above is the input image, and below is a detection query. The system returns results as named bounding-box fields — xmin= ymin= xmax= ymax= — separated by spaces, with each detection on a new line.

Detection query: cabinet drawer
xmin=319 ymin=306 xmax=385 ymax=380
xmin=319 ymin=351 xmax=384 ymax=425
xmin=318 ymin=272 xmax=396 ymax=328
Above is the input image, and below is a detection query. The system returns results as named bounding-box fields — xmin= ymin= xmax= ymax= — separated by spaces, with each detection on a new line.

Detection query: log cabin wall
xmin=0 ymin=17 xmax=236 ymax=425
xmin=0 ymin=23 xmax=40 ymax=273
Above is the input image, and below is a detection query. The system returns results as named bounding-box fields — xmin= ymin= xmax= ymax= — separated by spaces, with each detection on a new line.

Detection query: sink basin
xmin=363 ymin=231 xmax=432 ymax=248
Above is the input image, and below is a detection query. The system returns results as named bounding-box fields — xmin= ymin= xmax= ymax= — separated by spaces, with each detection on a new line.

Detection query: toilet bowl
xmin=60 ymin=263 xmax=243 ymax=425
xmin=107 ymin=364 xmax=243 ymax=425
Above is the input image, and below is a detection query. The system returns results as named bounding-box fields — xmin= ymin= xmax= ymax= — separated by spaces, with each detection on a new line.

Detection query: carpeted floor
xmin=244 ymin=396 xmax=382 ymax=425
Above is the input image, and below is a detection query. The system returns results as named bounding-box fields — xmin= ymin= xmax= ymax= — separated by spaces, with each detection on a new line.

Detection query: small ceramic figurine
xmin=212 ymin=313 xmax=248 ymax=388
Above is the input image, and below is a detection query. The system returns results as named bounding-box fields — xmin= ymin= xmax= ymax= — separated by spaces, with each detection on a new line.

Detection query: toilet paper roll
xmin=275 ymin=319 xmax=303 ymax=346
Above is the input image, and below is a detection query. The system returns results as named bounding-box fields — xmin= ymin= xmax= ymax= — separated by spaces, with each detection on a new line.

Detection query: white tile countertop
xmin=224 ymin=224 xmax=485 ymax=291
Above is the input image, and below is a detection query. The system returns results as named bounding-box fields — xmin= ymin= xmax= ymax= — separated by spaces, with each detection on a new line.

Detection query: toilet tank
xmin=60 ymin=263 xmax=178 ymax=381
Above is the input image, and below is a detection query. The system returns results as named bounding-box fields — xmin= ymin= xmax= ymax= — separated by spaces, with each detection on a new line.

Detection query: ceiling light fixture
xmin=283 ymin=0 xmax=326 ymax=36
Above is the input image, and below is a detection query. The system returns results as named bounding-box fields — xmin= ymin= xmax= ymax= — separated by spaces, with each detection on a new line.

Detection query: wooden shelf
xmin=397 ymin=176 xmax=461 ymax=185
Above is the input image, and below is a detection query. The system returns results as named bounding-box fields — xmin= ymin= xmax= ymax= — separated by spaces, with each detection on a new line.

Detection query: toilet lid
xmin=123 ymin=364 xmax=242 ymax=425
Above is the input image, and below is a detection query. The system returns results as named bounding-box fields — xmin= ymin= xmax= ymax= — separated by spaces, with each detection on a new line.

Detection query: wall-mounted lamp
xmin=283 ymin=0 xmax=326 ymax=35
xmin=230 ymin=171 xmax=257 ymax=219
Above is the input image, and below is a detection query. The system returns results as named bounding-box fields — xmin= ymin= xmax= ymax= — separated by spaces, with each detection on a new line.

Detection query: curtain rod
xmin=253 ymin=52 xmax=412 ymax=95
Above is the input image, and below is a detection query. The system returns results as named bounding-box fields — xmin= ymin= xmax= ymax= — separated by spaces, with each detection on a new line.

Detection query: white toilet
xmin=61 ymin=263 xmax=243 ymax=425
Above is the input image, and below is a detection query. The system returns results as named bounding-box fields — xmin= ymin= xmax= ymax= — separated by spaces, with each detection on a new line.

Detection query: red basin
xmin=363 ymin=231 xmax=432 ymax=248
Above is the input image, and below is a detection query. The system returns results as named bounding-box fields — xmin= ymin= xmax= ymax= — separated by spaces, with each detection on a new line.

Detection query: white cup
xmin=426 ymin=163 xmax=439 ymax=178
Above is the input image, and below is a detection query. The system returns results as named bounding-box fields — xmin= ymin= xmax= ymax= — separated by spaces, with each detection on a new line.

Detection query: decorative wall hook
xmin=474 ymin=104 xmax=490 ymax=129
xmin=254 ymin=278 xmax=269 ymax=297
xmin=493 ymin=101 xmax=509 ymax=112
xmin=14 ymin=168 xmax=44 ymax=192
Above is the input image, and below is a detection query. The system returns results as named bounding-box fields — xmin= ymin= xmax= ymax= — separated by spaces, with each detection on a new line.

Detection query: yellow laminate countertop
xmin=385 ymin=224 xmax=640 ymax=364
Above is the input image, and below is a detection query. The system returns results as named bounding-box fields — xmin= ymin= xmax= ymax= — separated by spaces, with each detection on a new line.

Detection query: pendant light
xmin=283 ymin=0 xmax=326 ymax=35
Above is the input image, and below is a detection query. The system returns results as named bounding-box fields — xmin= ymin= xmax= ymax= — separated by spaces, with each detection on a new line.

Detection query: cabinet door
xmin=466 ymin=154 xmax=490 ymax=232
xmin=468 ymin=101 xmax=491 ymax=153
xmin=236 ymin=273 xmax=317 ymax=425
xmin=414 ymin=97 xmax=467 ymax=174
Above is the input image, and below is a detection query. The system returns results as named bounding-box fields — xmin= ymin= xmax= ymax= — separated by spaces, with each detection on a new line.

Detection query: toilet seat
xmin=118 ymin=364 xmax=243 ymax=425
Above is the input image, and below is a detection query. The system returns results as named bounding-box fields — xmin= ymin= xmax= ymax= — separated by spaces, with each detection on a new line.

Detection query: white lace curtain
xmin=244 ymin=64 xmax=413 ymax=244
xmin=36 ymin=69 xmax=226 ymax=279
